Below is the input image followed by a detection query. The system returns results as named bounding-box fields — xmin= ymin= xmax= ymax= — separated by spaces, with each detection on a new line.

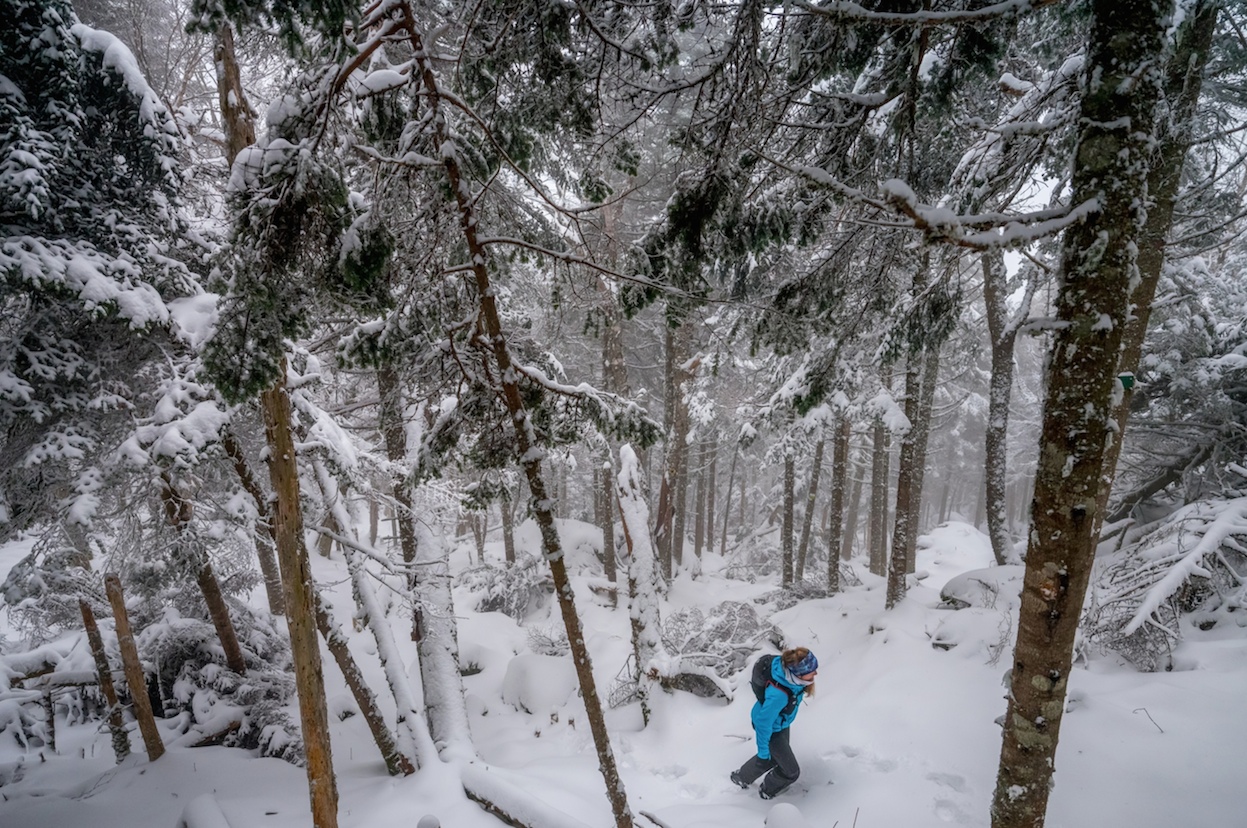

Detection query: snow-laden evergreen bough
xmin=0 ymin=0 xmax=202 ymax=537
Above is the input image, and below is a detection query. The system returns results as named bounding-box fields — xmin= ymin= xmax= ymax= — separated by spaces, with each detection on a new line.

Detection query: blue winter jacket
xmin=751 ymin=657 xmax=807 ymax=759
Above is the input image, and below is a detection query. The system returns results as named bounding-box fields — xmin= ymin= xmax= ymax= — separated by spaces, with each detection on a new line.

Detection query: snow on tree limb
xmin=793 ymin=0 xmax=1063 ymax=27
xmin=1122 ymin=498 xmax=1247 ymax=636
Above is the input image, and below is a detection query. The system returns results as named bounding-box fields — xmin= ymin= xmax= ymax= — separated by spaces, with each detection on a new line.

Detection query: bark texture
xmin=80 ymin=598 xmax=131 ymax=762
xmin=991 ymin=3 xmax=1172 ymax=825
xmin=1094 ymin=0 xmax=1220 ymax=535
xmin=104 ymin=574 xmax=164 ymax=761
xmin=982 ymin=248 xmax=1020 ymax=566
xmin=781 ymin=451 xmax=795 ymax=587
xmin=906 ymin=344 xmax=941 ymax=571
xmin=827 ymin=418 xmax=850 ymax=592
xmin=868 ymin=411 xmax=890 ymax=577
xmin=887 ymin=355 xmax=923 ymax=608
xmin=261 ymin=375 xmax=339 ymax=828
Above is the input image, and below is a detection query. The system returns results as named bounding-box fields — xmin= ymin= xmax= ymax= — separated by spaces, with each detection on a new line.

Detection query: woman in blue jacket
xmin=731 ymin=647 xmax=818 ymax=799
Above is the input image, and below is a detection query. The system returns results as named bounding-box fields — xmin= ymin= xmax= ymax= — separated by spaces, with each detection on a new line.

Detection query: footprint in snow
xmin=926 ymin=771 xmax=968 ymax=793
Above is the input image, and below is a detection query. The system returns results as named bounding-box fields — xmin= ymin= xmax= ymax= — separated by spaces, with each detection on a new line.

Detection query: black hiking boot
xmin=730 ymin=771 xmax=749 ymax=789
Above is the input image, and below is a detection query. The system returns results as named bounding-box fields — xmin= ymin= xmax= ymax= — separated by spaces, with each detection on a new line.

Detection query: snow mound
xmin=939 ymin=565 xmax=1024 ymax=610
xmin=501 ymin=653 xmax=577 ymax=715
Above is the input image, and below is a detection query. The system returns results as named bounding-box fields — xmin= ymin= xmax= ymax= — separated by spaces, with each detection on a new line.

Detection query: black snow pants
xmin=735 ymin=727 xmax=799 ymax=797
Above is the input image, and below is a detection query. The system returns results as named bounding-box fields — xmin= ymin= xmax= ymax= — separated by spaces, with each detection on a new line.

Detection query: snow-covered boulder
xmin=501 ymin=653 xmax=578 ymax=715
xmin=939 ymin=565 xmax=1024 ymax=610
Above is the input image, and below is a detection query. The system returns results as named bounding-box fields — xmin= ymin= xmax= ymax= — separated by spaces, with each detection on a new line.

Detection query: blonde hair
xmin=781 ymin=647 xmax=815 ymax=696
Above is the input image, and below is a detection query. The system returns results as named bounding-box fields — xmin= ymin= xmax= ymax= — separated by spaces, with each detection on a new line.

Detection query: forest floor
xmin=1 ymin=520 xmax=1243 ymax=828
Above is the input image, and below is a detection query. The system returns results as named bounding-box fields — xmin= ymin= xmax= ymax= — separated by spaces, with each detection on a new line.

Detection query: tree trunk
xmin=501 ymin=493 xmax=516 ymax=564
xmin=992 ymin=3 xmax=1171 ymax=826
xmin=781 ymin=450 xmax=795 ymax=588
xmin=410 ymin=519 xmax=474 ymax=759
xmin=160 ymin=474 xmax=247 ymax=675
xmin=983 ymin=249 xmax=1019 ymax=566
xmin=261 ymin=372 xmax=339 ymax=828
xmin=376 ymin=364 xmax=423 ymax=641
xmin=213 ymin=22 xmax=256 ymax=163
xmin=394 ymin=11 xmax=634 ymax=824
xmin=868 ymin=412 xmax=890 ymax=577
xmin=104 ymin=574 xmax=164 ymax=761
xmin=718 ymin=445 xmax=738 ymax=557
xmin=316 ymin=460 xmax=433 ymax=768
xmin=888 ymin=355 xmax=922 ymax=608
xmin=671 ymin=439 xmax=689 ymax=568
xmin=693 ymin=441 xmax=706 ymax=559
xmin=214 ymin=23 xmax=286 ymax=638
xmin=218 ymin=27 xmax=335 ymax=825
xmin=616 ymin=445 xmax=665 ymax=726
xmin=222 ymin=431 xmax=285 ymax=615
xmin=600 ymin=455 xmax=617 ymax=586
xmin=314 ymin=590 xmax=415 ymax=776
xmin=654 ymin=472 xmax=673 ymax=579
xmin=80 ymin=599 xmax=130 ymax=763
xmin=827 ymin=418 xmax=850 ymax=592
xmin=796 ymin=438 xmax=825 ymax=582
xmin=1094 ymin=0 xmax=1219 ymax=537
xmin=906 ymin=344 xmax=941 ymax=572
xmin=842 ymin=448 xmax=863 ymax=562
xmin=704 ymin=438 xmax=717 ymax=556
xmin=368 ymin=370 xmax=474 ymax=757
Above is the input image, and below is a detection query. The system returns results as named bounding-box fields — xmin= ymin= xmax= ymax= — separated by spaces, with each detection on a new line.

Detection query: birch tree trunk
xmin=992 ymin=2 xmax=1171 ymax=824
xmin=315 ymin=462 xmax=431 ymax=768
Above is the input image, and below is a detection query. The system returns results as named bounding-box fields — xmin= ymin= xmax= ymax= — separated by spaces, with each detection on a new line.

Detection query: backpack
xmin=750 ymin=654 xmax=797 ymax=716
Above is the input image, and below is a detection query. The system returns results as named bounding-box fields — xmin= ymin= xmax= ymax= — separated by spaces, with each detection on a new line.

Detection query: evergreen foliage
xmin=0 ymin=0 xmax=199 ymax=535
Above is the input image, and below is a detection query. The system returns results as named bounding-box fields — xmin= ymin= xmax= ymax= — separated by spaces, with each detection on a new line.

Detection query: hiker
xmin=731 ymin=647 xmax=818 ymax=800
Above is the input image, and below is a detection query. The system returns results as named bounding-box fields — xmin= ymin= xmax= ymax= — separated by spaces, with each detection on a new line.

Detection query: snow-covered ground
xmin=1 ymin=520 xmax=1243 ymax=828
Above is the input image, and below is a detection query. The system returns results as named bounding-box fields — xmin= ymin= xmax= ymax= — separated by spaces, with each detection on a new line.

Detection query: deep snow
xmin=1 ymin=519 xmax=1243 ymax=828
